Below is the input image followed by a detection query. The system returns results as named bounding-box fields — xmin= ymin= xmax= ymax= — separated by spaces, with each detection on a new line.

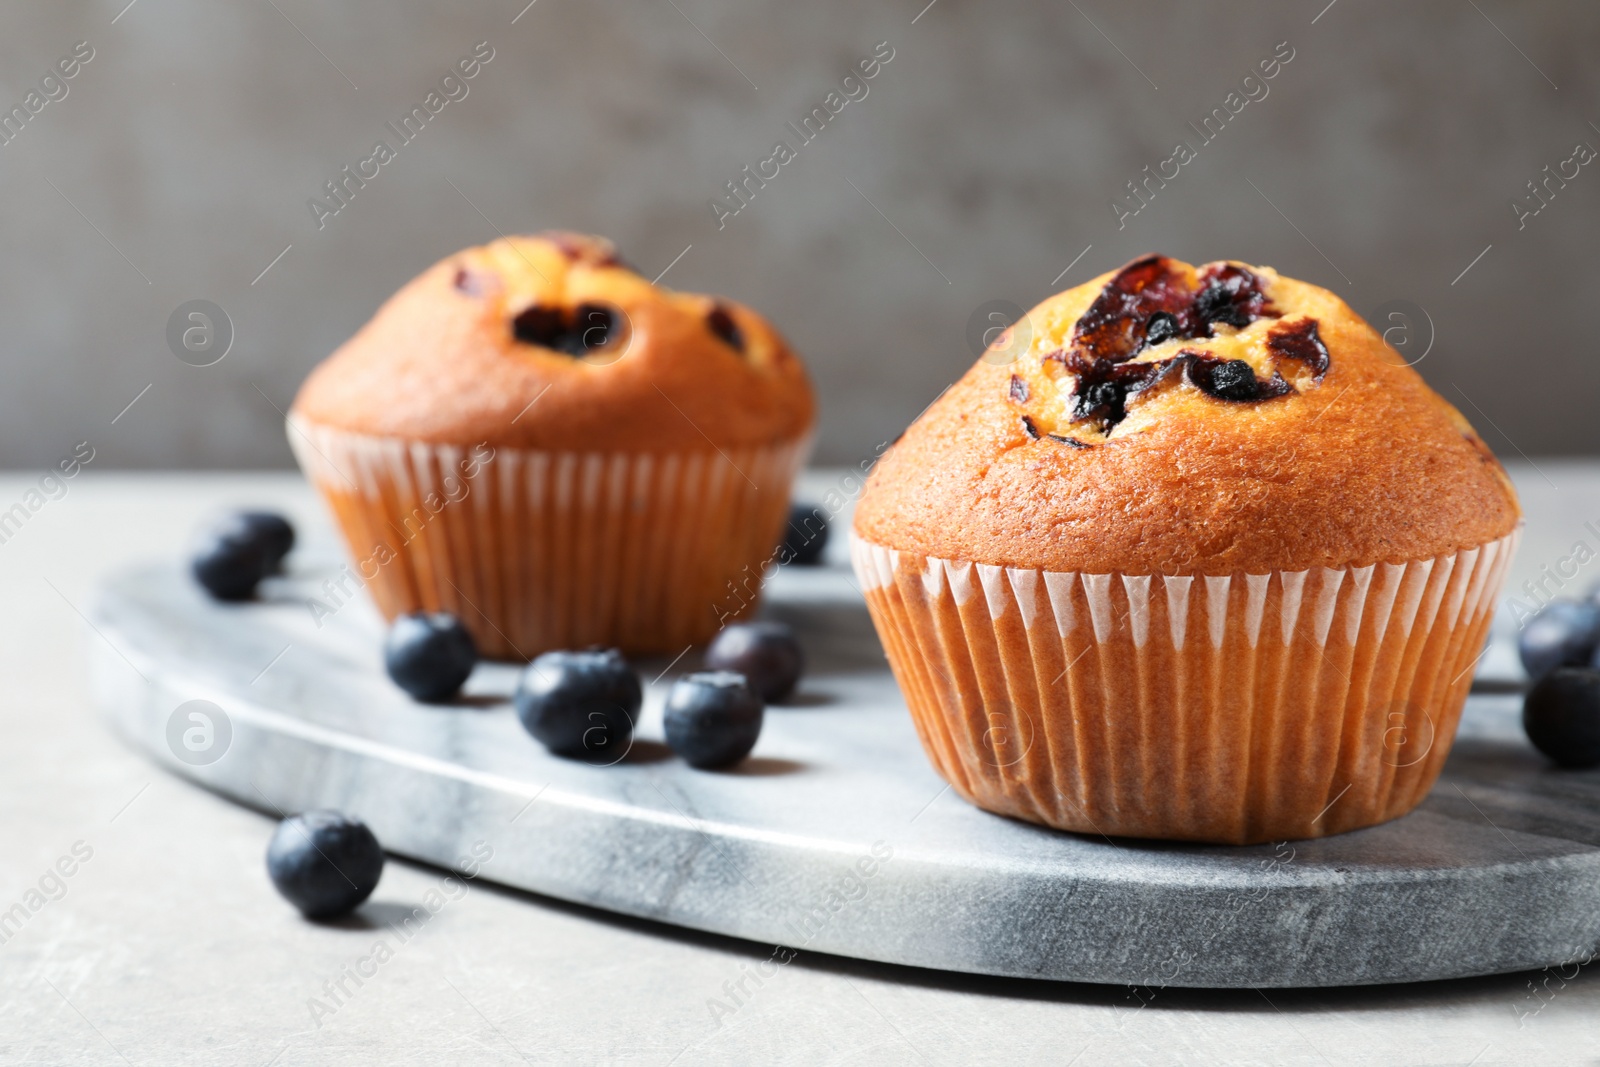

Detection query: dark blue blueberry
xmin=231 ymin=511 xmax=295 ymax=570
xmin=512 ymin=302 xmax=617 ymax=356
xmin=1522 ymin=668 xmax=1600 ymax=769
xmin=191 ymin=528 xmax=269 ymax=601
xmin=704 ymin=621 xmax=804 ymax=703
xmin=1518 ymin=600 xmax=1600 ymax=681
xmin=384 ymin=612 xmax=478 ymax=703
xmin=664 ymin=671 xmax=764 ymax=769
xmin=515 ymin=648 xmax=640 ymax=762
xmin=707 ymin=304 xmax=745 ymax=353
xmin=266 ymin=811 xmax=385 ymax=920
xmin=779 ymin=503 xmax=830 ymax=566
xmin=1144 ymin=312 xmax=1179 ymax=346
xmin=1193 ymin=270 xmax=1261 ymax=329
xmin=190 ymin=510 xmax=296 ymax=599
xmin=1203 ymin=359 xmax=1260 ymax=401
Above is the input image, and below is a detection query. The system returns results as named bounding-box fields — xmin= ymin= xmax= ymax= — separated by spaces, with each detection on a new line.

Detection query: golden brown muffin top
xmin=291 ymin=232 xmax=815 ymax=451
xmin=854 ymin=255 xmax=1520 ymax=574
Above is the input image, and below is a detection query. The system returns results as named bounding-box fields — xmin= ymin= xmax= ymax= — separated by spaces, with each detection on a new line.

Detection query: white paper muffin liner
xmin=289 ymin=418 xmax=809 ymax=659
xmin=851 ymin=528 xmax=1518 ymax=843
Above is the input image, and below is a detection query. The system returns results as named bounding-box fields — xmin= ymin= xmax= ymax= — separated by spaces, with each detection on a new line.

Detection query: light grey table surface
xmin=3 ymin=464 xmax=1598 ymax=1067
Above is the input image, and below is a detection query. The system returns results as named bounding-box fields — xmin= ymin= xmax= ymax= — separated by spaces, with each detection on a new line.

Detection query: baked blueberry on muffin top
xmin=1027 ymin=256 xmax=1330 ymax=440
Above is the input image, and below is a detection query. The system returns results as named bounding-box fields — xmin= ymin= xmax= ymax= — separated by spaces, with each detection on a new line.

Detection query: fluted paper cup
xmin=851 ymin=529 xmax=1518 ymax=844
xmin=290 ymin=417 xmax=809 ymax=659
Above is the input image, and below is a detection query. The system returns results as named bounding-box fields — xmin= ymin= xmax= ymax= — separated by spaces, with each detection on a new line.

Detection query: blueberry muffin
xmin=852 ymin=255 xmax=1520 ymax=843
xmin=289 ymin=232 xmax=814 ymax=658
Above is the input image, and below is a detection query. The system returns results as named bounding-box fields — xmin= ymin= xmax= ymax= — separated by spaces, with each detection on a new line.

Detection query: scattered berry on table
xmin=1522 ymin=667 xmax=1600 ymax=769
xmin=190 ymin=510 xmax=296 ymax=600
xmin=191 ymin=530 xmax=268 ymax=601
xmin=266 ymin=811 xmax=385 ymax=920
xmin=515 ymin=648 xmax=641 ymax=762
xmin=1518 ymin=600 xmax=1600 ymax=681
xmin=231 ymin=511 xmax=296 ymax=571
xmin=384 ymin=612 xmax=478 ymax=702
xmin=779 ymin=503 xmax=830 ymax=566
xmin=705 ymin=621 xmax=805 ymax=703
xmin=664 ymin=671 xmax=764 ymax=770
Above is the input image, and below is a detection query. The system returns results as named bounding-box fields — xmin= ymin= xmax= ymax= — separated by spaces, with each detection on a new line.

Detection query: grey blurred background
xmin=0 ymin=0 xmax=1594 ymax=468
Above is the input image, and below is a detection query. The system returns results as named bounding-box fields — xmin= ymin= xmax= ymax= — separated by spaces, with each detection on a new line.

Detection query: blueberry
xmin=515 ymin=648 xmax=640 ymax=762
xmin=266 ymin=811 xmax=385 ymax=920
xmin=1081 ymin=379 xmax=1123 ymax=416
xmin=571 ymin=303 xmax=616 ymax=351
xmin=779 ymin=503 xmax=830 ymax=566
xmin=191 ymin=529 xmax=269 ymax=601
xmin=1204 ymin=359 xmax=1260 ymax=401
xmin=664 ymin=671 xmax=764 ymax=769
xmin=1193 ymin=278 xmax=1255 ymax=329
xmin=1144 ymin=311 xmax=1179 ymax=346
xmin=1518 ymin=600 xmax=1600 ymax=681
xmin=704 ymin=621 xmax=804 ymax=703
xmin=232 ymin=511 xmax=295 ymax=570
xmin=190 ymin=510 xmax=296 ymax=600
xmin=707 ymin=304 xmax=745 ymax=353
xmin=1522 ymin=668 xmax=1600 ymax=768
xmin=512 ymin=305 xmax=566 ymax=349
xmin=384 ymin=612 xmax=478 ymax=703
xmin=512 ymin=302 xmax=618 ymax=356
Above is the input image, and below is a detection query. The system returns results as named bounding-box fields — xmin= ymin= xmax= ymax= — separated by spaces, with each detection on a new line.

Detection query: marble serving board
xmin=89 ymin=555 xmax=1600 ymax=989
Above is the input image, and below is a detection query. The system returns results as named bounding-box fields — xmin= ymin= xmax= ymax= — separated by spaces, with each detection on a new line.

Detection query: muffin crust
xmin=855 ymin=256 xmax=1520 ymax=575
xmin=292 ymin=232 xmax=814 ymax=452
